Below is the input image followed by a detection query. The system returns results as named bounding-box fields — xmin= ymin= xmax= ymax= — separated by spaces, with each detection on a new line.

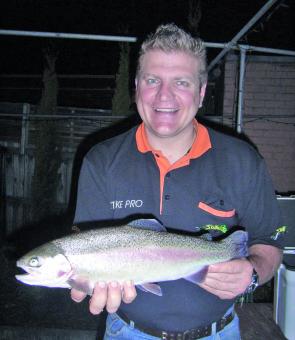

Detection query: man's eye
xmin=176 ymin=80 xmax=190 ymax=87
xmin=146 ymin=78 xmax=158 ymax=85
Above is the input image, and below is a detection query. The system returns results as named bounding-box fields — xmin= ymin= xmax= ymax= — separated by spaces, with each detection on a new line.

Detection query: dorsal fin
xmin=128 ymin=219 xmax=166 ymax=232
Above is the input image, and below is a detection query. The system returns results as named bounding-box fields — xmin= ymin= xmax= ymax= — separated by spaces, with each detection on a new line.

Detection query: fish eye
xmin=29 ymin=257 xmax=41 ymax=267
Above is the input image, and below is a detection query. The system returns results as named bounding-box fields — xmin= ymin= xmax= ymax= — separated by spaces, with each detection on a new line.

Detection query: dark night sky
xmin=1 ymin=0 xmax=294 ymax=76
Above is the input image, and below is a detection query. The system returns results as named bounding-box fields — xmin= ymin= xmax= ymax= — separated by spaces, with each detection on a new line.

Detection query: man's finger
xmin=208 ymin=258 xmax=251 ymax=274
xmin=122 ymin=280 xmax=137 ymax=303
xmin=106 ymin=281 xmax=122 ymax=314
xmin=199 ymin=282 xmax=238 ymax=300
xmin=71 ymin=288 xmax=87 ymax=303
xmin=89 ymin=281 xmax=108 ymax=315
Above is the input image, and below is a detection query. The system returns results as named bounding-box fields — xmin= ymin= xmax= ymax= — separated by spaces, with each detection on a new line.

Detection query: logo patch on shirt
xmin=110 ymin=200 xmax=144 ymax=210
xmin=202 ymin=224 xmax=228 ymax=234
xmin=271 ymin=226 xmax=287 ymax=240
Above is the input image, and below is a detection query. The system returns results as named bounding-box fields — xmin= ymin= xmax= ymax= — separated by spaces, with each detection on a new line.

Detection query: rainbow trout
xmin=15 ymin=219 xmax=248 ymax=296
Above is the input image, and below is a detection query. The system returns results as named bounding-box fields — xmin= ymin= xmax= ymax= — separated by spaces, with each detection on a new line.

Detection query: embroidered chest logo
xmin=202 ymin=224 xmax=228 ymax=234
xmin=271 ymin=226 xmax=287 ymax=240
xmin=110 ymin=200 xmax=144 ymax=209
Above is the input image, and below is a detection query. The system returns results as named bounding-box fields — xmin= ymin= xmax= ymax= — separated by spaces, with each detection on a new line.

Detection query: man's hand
xmin=71 ymin=281 xmax=137 ymax=315
xmin=199 ymin=243 xmax=282 ymax=300
xmin=198 ymin=258 xmax=253 ymax=299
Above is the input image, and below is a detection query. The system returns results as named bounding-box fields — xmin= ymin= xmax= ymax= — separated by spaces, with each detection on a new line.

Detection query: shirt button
xmin=165 ymin=194 xmax=171 ymax=200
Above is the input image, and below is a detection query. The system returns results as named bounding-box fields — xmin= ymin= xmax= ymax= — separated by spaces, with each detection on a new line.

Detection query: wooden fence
xmin=0 ymin=102 xmax=132 ymax=237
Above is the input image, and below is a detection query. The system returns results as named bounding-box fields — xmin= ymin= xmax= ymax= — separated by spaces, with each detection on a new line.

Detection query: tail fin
xmin=225 ymin=230 xmax=248 ymax=258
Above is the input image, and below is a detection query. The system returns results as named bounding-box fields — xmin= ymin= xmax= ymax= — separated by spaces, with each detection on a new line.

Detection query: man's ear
xmin=199 ymin=83 xmax=207 ymax=108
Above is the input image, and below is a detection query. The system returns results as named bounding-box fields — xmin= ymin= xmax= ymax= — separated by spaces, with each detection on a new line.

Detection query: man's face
xmin=136 ymin=50 xmax=206 ymax=141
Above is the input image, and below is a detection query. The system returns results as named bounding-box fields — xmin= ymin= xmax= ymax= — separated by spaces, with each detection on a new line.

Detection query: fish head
xmin=15 ymin=243 xmax=73 ymax=288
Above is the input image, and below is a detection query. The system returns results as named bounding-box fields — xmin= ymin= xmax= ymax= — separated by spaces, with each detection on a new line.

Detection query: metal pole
xmin=208 ymin=0 xmax=279 ymax=71
xmin=236 ymin=48 xmax=246 ymax=134
xmin=0 ymin=29 xmax=137 ymax=43
xmin=204 ymin=42 xmax=228 ymax=49
xmin=239 ymin=44 xmax=295 ymax=57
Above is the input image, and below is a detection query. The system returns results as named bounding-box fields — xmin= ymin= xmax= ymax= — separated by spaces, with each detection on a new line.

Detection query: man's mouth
xmin=154 ymin=107 xmax=179 ymax=113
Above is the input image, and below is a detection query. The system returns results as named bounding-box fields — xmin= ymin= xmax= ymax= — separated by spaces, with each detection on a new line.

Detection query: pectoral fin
xmin=137 ymin=283 xmax=163 ymax=296
xmin=67 ymin=275 xmax=94 ymax=296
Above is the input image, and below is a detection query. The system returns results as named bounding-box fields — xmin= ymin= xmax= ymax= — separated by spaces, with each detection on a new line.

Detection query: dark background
xmin=1 ymin=0 xmax=294 ymax=76
xmin=1 ymin=2 xmax=294 ymax=338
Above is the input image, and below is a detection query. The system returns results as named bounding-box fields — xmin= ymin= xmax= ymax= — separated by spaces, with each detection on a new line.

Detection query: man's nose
xmin=156 ymin=82 xmax=174 ymax=101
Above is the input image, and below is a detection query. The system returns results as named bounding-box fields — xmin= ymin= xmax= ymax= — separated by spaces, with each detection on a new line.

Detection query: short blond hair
xmin=137 ymin=23 xmax=207 ymax=86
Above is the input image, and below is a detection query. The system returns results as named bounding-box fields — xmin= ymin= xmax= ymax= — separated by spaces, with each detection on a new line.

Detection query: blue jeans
xmin=103 ymin=307 xmax=241 ymax=340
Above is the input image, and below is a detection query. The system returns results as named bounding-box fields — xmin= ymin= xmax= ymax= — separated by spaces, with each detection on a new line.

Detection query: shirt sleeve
xmin=239 ymin=158 xmax=284 ymax=248
xmin=73 ymin=153 xmax=113 ymax=224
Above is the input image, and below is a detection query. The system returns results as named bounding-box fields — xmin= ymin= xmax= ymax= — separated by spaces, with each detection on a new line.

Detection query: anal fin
xmin=184 ymin=266 xmax=208 ymax=284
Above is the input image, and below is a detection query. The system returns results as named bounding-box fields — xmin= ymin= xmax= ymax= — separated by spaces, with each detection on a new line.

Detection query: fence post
xmin=236 ymin=48 xmax=246 ymax=134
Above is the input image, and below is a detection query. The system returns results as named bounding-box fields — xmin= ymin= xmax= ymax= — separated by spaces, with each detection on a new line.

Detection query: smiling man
xmin=72 ymin=24 xmax=283 ymax=340
xmin=136 ymin=49 xmax=207 ymax=165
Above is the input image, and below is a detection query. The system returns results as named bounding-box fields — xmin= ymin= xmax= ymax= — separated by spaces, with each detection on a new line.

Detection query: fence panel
xmin=0 ymin=102 xmax=128 ymax=237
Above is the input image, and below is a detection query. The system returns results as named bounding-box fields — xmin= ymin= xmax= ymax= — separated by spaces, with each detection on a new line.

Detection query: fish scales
xmin=53 ymin=226 xmax=234 ymax=258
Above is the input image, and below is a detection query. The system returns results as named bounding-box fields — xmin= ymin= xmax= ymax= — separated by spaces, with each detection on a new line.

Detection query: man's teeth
xmin=154 ymin=108 xmax=178 ymax=113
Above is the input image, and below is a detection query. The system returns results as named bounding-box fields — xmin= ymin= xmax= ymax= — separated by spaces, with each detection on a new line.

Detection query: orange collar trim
xmin=135 ymin=120 xmax=212 ymax=161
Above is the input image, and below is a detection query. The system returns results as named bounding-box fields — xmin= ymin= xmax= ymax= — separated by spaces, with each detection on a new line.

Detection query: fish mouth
xmin=15 ymin=273 xmax=36 ymax=284
xmin=15 ymin=263 xmax=41 ymax=284
xmin=15 ymin=252 xmax=75 ymax=289
xmin=16 ymin=261 xmax=37 ymax=275
xmin=15 ymin=261 xmax=73 ymax=288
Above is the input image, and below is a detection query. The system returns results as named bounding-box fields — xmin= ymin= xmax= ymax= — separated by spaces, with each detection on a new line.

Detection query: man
xmin=72 ymin=24 xmax=283 ymax=339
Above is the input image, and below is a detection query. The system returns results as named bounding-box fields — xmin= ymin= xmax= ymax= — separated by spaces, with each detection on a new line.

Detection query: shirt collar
xmin=135 ymin=119 xmax=212 ymax=160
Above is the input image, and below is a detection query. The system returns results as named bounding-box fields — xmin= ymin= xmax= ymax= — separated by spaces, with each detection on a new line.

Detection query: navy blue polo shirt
xmin=74 ymin=120 xmax=283 ymax=332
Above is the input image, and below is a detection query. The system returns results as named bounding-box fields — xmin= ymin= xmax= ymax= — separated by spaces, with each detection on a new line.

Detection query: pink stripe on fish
xmin=115 ymin=247 xmax=204 ymax=262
